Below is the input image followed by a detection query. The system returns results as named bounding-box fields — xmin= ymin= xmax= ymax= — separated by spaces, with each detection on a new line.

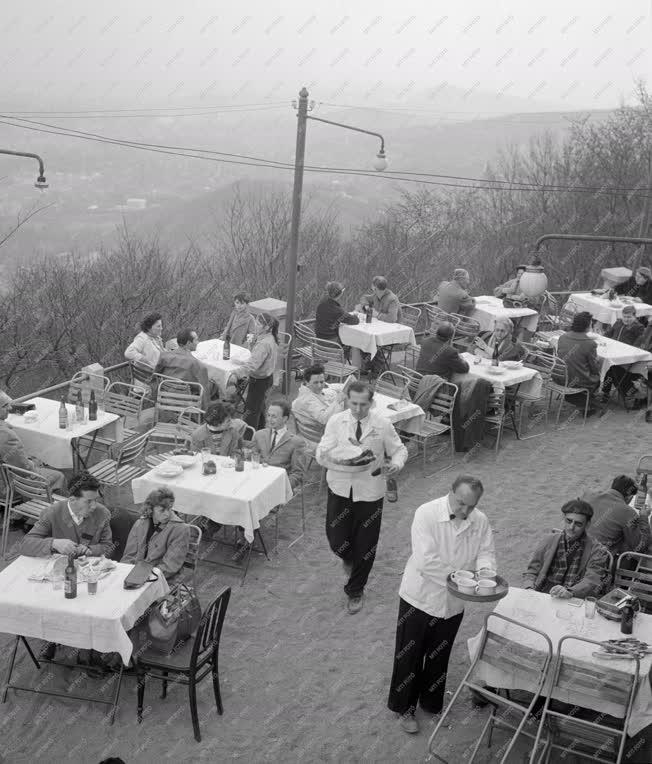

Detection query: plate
xmin=170 ymin=454 xmax=196 ymax=468
xmin=501 ymin=361 xmax=522 ymax=370
xmin=330 ymin=444 xmax=363 ymax=460
xmin=486 ymin=367 xmax=506 ymax=376
xmin=155 ymin=461 xmax=183 ymax=478
xmin=446 ymin=573 xmax=509 ymax=603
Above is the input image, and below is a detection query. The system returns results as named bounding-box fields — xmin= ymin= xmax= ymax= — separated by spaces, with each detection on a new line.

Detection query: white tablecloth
xmin=194 ymin=339 xmax=251 ymax=394
xmin=471 ymin=295 xmax=539 ymax=333
xmin=546 ymin=332 xmax=652 ymax=379
xmin=7 ymin=397 xmax=122 ymax=469
xmin=467 ymin=587 xmax=652 ymax=735
xmin=329 ymin=384 xmax=426 ymax=434
xmin=567 ymin=292 xmax=652 ymax=325
xmin=460 ymin=353 xmax=543 ymax=397
xmin=132 ymin=456 xmax=293 ymax=543
xmin=0 ymin=556 xmax=169 ymax=665
xmin=338 ymin=318 xmax=416 ymax=359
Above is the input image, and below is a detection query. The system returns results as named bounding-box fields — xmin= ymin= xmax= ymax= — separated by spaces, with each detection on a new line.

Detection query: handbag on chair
xmin=145 ymin=583 xmax=202 ymax=655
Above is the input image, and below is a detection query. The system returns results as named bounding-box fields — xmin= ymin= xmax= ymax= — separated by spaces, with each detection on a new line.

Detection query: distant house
xmin=126 ymin=198 xmax=147 ymax=210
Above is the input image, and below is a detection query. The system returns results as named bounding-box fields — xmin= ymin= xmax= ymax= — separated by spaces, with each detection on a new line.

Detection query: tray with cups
xmin=447 ymin=568 xmax=508 ymax=603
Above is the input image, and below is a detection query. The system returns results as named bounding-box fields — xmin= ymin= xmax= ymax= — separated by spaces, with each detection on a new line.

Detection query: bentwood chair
xmin=1 ymin=464 xmax=66 ymax=559
xmin=529 ymin=635 xmax=639 ymax=764
xmin=429 ymin=613 xmax=553 ymax=764
xmin=136 ymin=586 xmax=231 ymax=742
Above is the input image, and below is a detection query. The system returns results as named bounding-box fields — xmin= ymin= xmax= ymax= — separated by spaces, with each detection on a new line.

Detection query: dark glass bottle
xmin=492 ymin=343 xmax=500 ymax=367
xmin=386 ymin=476 xmax=398 ymax=503
xmin=620 ymin=603 xmax=634 ymax=635
xmin=635 ymin=474 xmax=648 ymax=511
xmin=75 ymin=390 xmax=84 ymax=422
xmin=58 ymin=396 xmax=68 ymax=429
xmin=64 ymin=554 xmax=77 ymax=599
xmin=365 ymin=304 xmax=373 ymax=323
xmin=88 ymin=390 xmax=98 ymax=421
xmin=234 ymin=450 xmax=244 ymax=472
xmin=223 ymin=334 xmax=231 ymax=361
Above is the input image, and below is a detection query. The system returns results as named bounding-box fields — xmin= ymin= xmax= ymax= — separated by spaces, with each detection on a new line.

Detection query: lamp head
xmin=35 ymin=175 xmax=48 ymax=190
xmin=373 ymin=150 xmax=387 ymax=172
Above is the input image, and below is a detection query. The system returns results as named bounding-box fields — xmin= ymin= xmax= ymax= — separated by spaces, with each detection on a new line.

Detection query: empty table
xmin=471 ymin=295 xmax=539 ymax=334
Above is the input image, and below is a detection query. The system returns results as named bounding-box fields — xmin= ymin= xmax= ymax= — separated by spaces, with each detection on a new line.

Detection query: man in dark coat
xmin=416 ymin=323 xmax=469 ymax=380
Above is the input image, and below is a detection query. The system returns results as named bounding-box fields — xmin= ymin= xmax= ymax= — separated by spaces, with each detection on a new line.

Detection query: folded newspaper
xmin=28 ymin=555 xmax=116 ymax=582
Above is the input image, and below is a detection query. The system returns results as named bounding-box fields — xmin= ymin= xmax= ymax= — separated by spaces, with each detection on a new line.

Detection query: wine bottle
xmin=492 ymin=343 xmax=500 ymax=367
xmin=75 ymin=390 xmax=84 ymax=422
xmin=620 ymin=603 xmax=634 ymax=635
xmin=635 ymin=474 xmax=648 ymax=511
xmin=234 ymin=449 xmax=244 ymax=472
xmin=386 ymin=476 xmax=398 ymax=503
xmin=64 ymin=554 xmax=77 ymax=599
xmin=223 ymin=334 xmax=231 ymax=360
xmin=58 ymin=396 xmax=68 ymax=429
xmin=365 ymin=303 xmax=373 ymax=323
xmin=88 ymin=390 xmax=98 ymax=421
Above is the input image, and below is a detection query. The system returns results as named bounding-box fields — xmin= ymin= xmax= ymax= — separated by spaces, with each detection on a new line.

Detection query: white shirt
xmin=270 ymin=426 xmax=287 ymax=446
xmin=291 ymin=385 xmax=344 ymax=427
xmin=315 ymin=409 xmax=407 ymax=502
xmin=67 ymin=501 xmax=83 ymax=526
xmin=399 ymin=495 xmax=497 ymax=619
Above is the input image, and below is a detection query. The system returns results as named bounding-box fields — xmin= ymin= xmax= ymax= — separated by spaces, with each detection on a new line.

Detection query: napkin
xmin=28 ymin=555 xmax=116 ymax=582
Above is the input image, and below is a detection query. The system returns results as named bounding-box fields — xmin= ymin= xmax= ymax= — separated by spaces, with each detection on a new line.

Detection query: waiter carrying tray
xmin=316 ymin=380 xmax=407 ymax=615
xmin=387 ymin=474 xmax=496 ymax=734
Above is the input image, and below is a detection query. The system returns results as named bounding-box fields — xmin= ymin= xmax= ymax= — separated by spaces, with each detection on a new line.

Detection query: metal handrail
xmin=10 ymin=361 xmax=130 ymax=404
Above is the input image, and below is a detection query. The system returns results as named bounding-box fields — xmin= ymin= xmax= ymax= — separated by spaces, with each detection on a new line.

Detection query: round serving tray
xmin=320 ymin=460 xmax=377 ymax=474
xmin=446 ymin=573 xmax=509 ymax=603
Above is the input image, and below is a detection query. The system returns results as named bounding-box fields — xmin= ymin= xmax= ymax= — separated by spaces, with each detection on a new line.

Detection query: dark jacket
xmin=315 ymin=296 xmax=359 ymax=340
xmin=584 ymin=488 xmax=651 ymax=556
xmin=122 ymin=514 xmax=191 ymax=583
xmin=615 ymin=276 xmax=652 ymax=305
xmin=21 ymin=499 xmax=113 ymax=558
xmin=155 ymin=349 xmax=213 ymax=409
xmin=523 ymin=532 xmax=609 ymax=598
xmin=556 ymin=331 xmax=601 ymax=390
xmin=436 ymin=280 xmax=475 ymax=316
xmin=416 ymin=336 xmax=469 ymax=380
xmin=477 ymin=331 xmax=526 ymax=362
xmin=604 ymin=319 xmax=644 ymax=347
xmin=190 ymin=419 xmax=247 ymax=456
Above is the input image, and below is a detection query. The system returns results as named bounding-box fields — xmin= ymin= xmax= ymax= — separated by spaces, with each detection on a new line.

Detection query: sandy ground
xmin=1 ymin=404 xmax=652 ymax=763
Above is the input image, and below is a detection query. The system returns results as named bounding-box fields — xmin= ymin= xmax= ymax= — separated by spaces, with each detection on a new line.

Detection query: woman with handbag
xmin=122 ymin=488 xmax=191 ymax=584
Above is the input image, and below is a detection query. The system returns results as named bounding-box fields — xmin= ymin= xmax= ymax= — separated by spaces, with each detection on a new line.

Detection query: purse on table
xmin=124 ymin=561 xmax=157 ymax=589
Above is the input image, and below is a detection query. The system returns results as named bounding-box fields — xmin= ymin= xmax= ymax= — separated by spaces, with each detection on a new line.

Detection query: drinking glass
xmin=201 ymin=448 xmax=211 ymax=464
xmin=584 ymin=597 xmax=596 ymax=619
xmin=251 ymin=451 xmax=261 ymax=469
xmin=243 ymin=447 xmax=252 ymax=462
xmin=52 ymin=575 xmax=63 ymax=591
xmin=87 ymin=576 xmax=98 ymax=595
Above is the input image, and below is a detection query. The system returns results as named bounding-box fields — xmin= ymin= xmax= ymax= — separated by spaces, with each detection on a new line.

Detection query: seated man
xmin=291 ymin=364 xmax=346 ymax=447
xmin=556 ymin=311 xmax=602 ymax=413
xmin=0 ymin=390 xmax=65 ymax=499
xmin=122 ymin=487 xmax=191 ymax=584
xmin=252 ymin=399 xmax=306 ymax=490
xmin=315 ymin=281 xmax=359 ymax=343
xmin=601 ymin=306 xmax=645 ymax=403
xmin=493 ymin=265 xmax=527 ymax=301
xmin=584 ymin=475 xmax=651 ymax=557
xmin=357 ymin=276 xmax=402 ymax=324
xmin=22 ymin=472 xmax=112 ymax=558
xmin=523 ymin=499 xmax=609 ymax=599
xmin=436 ymin=269 xmax=475 ymax=316
xmin=190 ymin=402 xmax=247 ymax=456
xmin=416 ymin=322 xmax=469 ymax=380
xmin=155 ymin=328 xmax=216 ymax=409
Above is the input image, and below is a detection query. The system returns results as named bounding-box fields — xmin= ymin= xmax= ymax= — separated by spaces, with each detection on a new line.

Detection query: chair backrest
xmin=399 ymin=304 xmax=421 ymax=330
xmin=115 ymin=430 xmax=150 ymax=467
xmin=242 ymin=425 xmax=255 ymax=442
xmin=182 ymin=524 xmax=202 ymax=582
xmin=396 ymin=365 xmax=424 ymax=398
xmin=155 ymin=378 xmax=203 ymax=421
xmin=130 ymin=361 xmax=156 ymax=386
xmin=429 ymin=381 xmax=458 ymax=418
xmin=177 ymin=405 xmax=205 ymax=439
xmin=294 ymin=321 xmax=316 ymax=343
xmin=67 ymin=372 xmax=110 ymax=406
xmin=374 ymin=371 xmax=409 ymax=399
xmin=276 ymin=331 xmax=292 ymax=363
xmin=104 ymin=381 xmax=146 ymax=422
xmin=190 ymin=585 xmax=231 ymax=667
xmin=636 ymin=454 xmax=652 ymax=475
xmin=558 ymin=301 xmax=578 ymax=330
xmin=485 ymin=387 xmax=506 ymax=416
xmin=614 ymin=552 xmax=652 ymax=609
xmin=292 ymin=409 xmax=326 ymax=445
xmin=549 ymin=355 xmax=570 ymax=387
xmin=425 ymin=305 xmax=459 ymax=335
xmin=523 ymin=350 xmax=556 ymax=381
xmin=544 ymin=634 xmax=639 ymax=759
xmin=311 ymin=338 xmax=345 ymax=365
xmin=2 ymin=463 xmax=54 ymax=503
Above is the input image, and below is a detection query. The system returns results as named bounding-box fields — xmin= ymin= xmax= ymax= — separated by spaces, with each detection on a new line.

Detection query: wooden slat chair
xmin=129 ymin=361 xmax=157 ymax=399
xmin=145 ymin=406 xmax=205 ymax=469
xmin=292 ymin=321 xmax=316 ymax=371
xmin=530 ymin=635 xmax=640 ymax=764
xmin=374 ymin=371 xmax=410 ymax=400
xmin=428 ymin=613 xmax=553 ymax=764
xmin=67 ymin=371 xmax=110 ymax=406
xmin=396 ymin=365 xmax=423 ymax=399
xmin=425 ymin=305 xmax=459 ymax=336
xmin=147 ymin=379 xmax=204 ymax=452
xmin=310 ymin=338 xmax=358 ymax=383
xmin=407 ymin=381 xmax=458 ymax=475
xmin=391 ymin=304 xmax=422 ymax=364
xmin=87 ymin=430 xmax=150 ymax=496
xmin=1 ymin=464 xmax=66 ymax=559
xmin=614 ymin=552 xmax=652 ymax=614
xmin=511 ymin=350 xmax=555 ymax=439
xmin=483 ymin=386 xmax=508 ymax=453
xmin=545 ymin=356 xmax=592 ymax=426
xmin=450 ymin=313 xmax=481 ymax=352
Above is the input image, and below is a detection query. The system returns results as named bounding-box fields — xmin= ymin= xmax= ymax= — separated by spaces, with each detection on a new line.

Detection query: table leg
xmin=1 ymin=636 xmax=20 ymax=702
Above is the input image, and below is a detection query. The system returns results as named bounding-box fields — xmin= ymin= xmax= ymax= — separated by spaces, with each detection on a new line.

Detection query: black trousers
xmin=244 ymin=375 xmax=273 ymax=430
xmin=326 ymin=488 xmax=383 ymax=598
xmin=387 ymin=598 xmax=464 ymax=715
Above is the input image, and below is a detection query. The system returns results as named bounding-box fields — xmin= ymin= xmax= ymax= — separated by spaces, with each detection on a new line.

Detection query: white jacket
xmin=124 ymin=332 xmax=164 ymax=368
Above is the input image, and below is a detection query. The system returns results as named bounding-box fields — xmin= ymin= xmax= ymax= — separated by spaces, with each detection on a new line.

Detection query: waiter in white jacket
xmin=316 ymin=380 xmax=407 ymax=615
xmin=387 ymin=475 xmax=496 ymax=734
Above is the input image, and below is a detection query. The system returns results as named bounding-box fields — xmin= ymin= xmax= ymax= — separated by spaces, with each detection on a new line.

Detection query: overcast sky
xmin=2 ymin=0 xmax=651 ymax=111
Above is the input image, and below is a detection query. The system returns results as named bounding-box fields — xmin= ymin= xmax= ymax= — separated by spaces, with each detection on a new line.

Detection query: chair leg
xmin=137 ymin=671 xmax=146 ymax=723
xmin=212 ymin=655 xmax=223 ymax=715
xmin=300 ymin=490 xmax=306 ymax=535
xmin=467 ymin=713 xmax=494 ymax=764
xmin=2 ymin=636 xmax=20 ymax=702
xmin=108 ymin=663 xmax=124 ymax=725
xmin=274 ymin=511 xmax=279 ymax=555
xmin=188 ymin=676 xmax=201 ymax=742
xmin=1 ymin=505 xmax=11 ymax=560
xmin=161 ymin=670 xmax=168 ymax=699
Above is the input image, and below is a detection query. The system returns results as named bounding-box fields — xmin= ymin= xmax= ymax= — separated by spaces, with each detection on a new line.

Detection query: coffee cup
xmin=452 ymin=570 xmax=475 ymax=583
xmin=477 ymin=568 xmax=497 ymax=581
xmin=456 ymin=579 xmax=478 ymax=595
xmin=476 ymin=579 xmax=497 ymax=593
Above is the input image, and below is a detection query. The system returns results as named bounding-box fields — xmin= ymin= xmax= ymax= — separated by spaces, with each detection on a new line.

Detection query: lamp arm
xmin=305 ymin=116 xmax=385 ymax=153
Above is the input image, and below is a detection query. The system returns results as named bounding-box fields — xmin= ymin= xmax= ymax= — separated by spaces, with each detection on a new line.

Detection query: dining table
xmin=338 ymin=314 xmax=416 ymax=360
xmin=193 ymin=338 xmax=251 ymax=395
xmin=567 ymin=292 xmax=652 ymax=326
xmin=328 ymin=383 xmax=426 ymax=434
xmin=471 ymin=295 xmax=539 ymax=334
xmin=459 ymin=353 xmax=543 ymax=398
xmin=7 ymin=396 xmax=122 ymax=470
xmin=543 ymin=331 xmax=652 ymax=380
xmin=467 ymin=587 xmax=652 ymax=736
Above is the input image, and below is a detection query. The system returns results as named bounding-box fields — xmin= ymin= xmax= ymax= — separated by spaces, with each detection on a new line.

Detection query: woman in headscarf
xmin=122 ymin=488 xmax=191 ymax=583
xmin=473 ymin=317 xmax=526 ymax=361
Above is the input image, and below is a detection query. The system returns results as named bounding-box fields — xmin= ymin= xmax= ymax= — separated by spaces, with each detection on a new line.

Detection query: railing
xmin=11 ymin=361 xmax=131 ymax=404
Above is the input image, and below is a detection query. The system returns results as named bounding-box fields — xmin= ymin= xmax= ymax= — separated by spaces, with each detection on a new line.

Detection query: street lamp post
xmin=283 ymin=87 xmax=387 ymax=393
xmin=0 ymin=149 xmax=48 ymax=188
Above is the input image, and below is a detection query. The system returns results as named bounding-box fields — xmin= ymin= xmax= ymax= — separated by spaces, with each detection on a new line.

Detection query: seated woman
xmin=493 ymin=265 xmax=527 ymax=301
xmin=122 ymin=488 xmax=191 ymax=584
xmin=472 ymin=317 xmax=525 ymax=361
xmin=124 ymin=312 xmax=165 ymax=369
xmin=190 ymin=401 xmax=247 ymax=456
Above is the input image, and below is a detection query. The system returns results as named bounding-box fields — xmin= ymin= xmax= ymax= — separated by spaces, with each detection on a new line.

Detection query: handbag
xmin=145 ymin=583 xmax=202 ymax=655
xmin=124 ymin=561 xmax=157 ymax=589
